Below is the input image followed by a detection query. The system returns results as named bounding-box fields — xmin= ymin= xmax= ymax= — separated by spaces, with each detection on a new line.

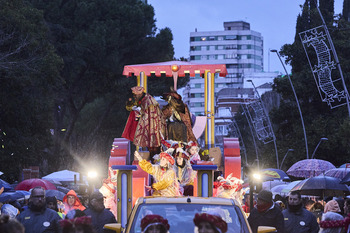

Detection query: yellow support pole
xmin=204 ymin=71 xmax=215 ymax=149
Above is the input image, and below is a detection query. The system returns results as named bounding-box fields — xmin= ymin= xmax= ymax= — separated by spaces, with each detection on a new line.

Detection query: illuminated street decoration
xmin=243 ymin=100 xmax=274 ymax=144
xmin=299 ymin=25 xmax=349 ymax=109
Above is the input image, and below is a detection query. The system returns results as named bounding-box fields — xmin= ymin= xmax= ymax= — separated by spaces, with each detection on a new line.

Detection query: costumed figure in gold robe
xmin=134 ymin=150 xmax=181 ymax=197
xmin=174 ymin=148 xmax=196 ymax=196
xmin=122 ymin=86 xmax=166 ymax=162
xmin=161 ymin=88 xmax=197 ymax=144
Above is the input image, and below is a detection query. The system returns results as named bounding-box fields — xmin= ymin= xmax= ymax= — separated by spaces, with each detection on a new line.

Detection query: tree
xmin=272 ymin=0 xmax=350 ymax=169
xmin=29 ymin=0 xmax=182 ymax=173
xmin=0 ymin=0 xmax=62 ymax=181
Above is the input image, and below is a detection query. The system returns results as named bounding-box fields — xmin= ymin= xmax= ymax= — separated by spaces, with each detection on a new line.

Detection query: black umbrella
xmin=290 ymin=175 xmax=349 ymax=197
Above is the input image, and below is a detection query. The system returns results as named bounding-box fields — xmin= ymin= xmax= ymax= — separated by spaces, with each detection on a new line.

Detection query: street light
xmin=311 ymin=138 xmax=328 ymax=159
xmin=270 ymin=49 xmax=309 ymax=159
xmin=246 ymin=79 xmax=279 ymax=169
xmin=280 ymin=149 xmax=294 ymax=170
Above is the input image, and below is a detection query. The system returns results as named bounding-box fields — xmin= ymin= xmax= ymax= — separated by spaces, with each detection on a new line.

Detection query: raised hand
xmin=134 ymin=151 xmax=143 ymax=161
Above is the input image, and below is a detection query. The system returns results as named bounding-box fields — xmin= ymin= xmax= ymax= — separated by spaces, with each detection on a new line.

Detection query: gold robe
xmin=139 ymin=159 xmax=181 ymax=197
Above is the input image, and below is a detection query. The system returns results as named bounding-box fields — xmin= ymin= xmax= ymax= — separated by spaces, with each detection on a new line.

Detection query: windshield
xmin=128 ymin=203 xmax=250 ymax=233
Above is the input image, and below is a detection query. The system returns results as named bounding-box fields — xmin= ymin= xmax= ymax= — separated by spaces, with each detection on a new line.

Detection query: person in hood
xmin=83 ymin=191 xmax=116 ymax=233
xmin=282 ymin=190 xmax=319 ymax=233
xmin=247 ymin=190 xmax=285 ymax=233
xmin=63 ymin=190 xmax=85 ymax=215
xmin=46 ymin=196 xmax=65 ymax=219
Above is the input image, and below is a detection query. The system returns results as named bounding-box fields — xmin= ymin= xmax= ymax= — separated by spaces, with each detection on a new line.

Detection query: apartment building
xmin=183 ymin=21 xmax=278 ymax=144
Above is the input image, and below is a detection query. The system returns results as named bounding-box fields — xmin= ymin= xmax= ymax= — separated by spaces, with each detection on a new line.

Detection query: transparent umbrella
xmin=287 ymin=159 xmax=335 ymax=178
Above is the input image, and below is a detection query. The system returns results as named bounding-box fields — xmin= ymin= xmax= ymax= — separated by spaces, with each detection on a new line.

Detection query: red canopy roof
xmin=122 ymin=61 xmax=227 ymax=77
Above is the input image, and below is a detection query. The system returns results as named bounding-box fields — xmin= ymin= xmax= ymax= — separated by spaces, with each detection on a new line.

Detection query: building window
xmin=190 ymin=55 xmax=201 ymax=60
xmin=209 ymin=36 xmax=216 ymax=40
xmin=218 ymin=36 xmax=224 ymax=40
xmin=225 ymin=35 xmax=237 ymax=40
xmin=195 ymin=84 xmax=201 ymax=88
xmin=208 ymin=55 xmax=216 ymax=60
xmin=201 ymin=37 xmax=207 ymax=41
xmin=225 ymin=44 xmax=238 ymax=50
xmin=215 ymin=125 xmax=229 ymax=136
xmin=225 ymin=53 xmax=238 ymax=59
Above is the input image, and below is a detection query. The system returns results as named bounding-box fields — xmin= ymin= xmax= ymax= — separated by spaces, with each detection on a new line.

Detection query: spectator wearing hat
xmin=193 ymin=212 xmax=227 ymax=233
xmin=282 ymin=191 xmax=319 ymax=233
xmin=174 ymin=147 xmax=195 ymax=196
xmin=84 ymin=191 xmax=116 ymax=233
xmin=141 ymin=214 xmax=169 ymax=233
xmin=248 ymin=190 xmax=285 ymax=233
xmin=135 ymin=150 xmax=181 ymax=197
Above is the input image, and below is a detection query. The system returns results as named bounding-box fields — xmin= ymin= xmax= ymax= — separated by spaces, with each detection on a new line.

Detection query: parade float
xmin=100 ymin=61 xmax=243 ymax=228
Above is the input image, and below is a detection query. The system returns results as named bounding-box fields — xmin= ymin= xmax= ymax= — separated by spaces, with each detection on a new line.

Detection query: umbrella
xmin=280 ymin=180 xmax=303 ymax=194
xmin=261 ymin=168 xmax=290 ymax=181
xmin=271 ymin=184 xmax=288 ymax=195
xmin=56 ymin=186 xmax=71 ymax=194
xmin=341 ymin=172 xmax=350 ymax=185
xmin=0 ymin=178 xmax=13 ymax=192
xmin=42 ymin=170 xmax=87 ymax=183
xmin=290 ymin=175 xmax=349 ymax=197
xmin=15 ymin=178 xmax=56 ymax=191
xmin=340 ymin=163 xmax=350 ymax=168
xmin=0 ymin=190 xmax=30 ymax=202
xmin=262 ymin=180 xmax=287 ymax=191
xmin=45 ymin=189 xmax=66 ymax=201
xmin=325 ymin=168 xmax=350 ymax=179
xmin=287 ymin=159 xmax=335 ymax=178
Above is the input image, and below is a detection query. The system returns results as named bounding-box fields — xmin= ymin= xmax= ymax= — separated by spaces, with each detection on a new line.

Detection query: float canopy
xmin=122 ymin=61 xmax=227 ymax=77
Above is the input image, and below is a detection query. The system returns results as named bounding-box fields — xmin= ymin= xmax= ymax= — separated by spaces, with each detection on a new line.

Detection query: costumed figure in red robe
xmin=122 ymin=86 xmax=166 ymax=162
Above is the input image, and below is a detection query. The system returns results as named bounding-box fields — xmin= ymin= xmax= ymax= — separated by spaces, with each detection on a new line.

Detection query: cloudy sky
xmin=148 ymin=0 xmax=343 ymax=73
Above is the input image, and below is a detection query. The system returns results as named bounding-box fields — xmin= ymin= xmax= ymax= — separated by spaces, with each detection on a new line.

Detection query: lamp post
xmin=270 ymin=49 xmax=309 ymax=159
xmin=311 ymin=138 xmax=328 ymax=159
xmin=247 ymin=79 xmax=279 ymax=169
xmin=280 ymin=149 xmax=294 ymax=170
